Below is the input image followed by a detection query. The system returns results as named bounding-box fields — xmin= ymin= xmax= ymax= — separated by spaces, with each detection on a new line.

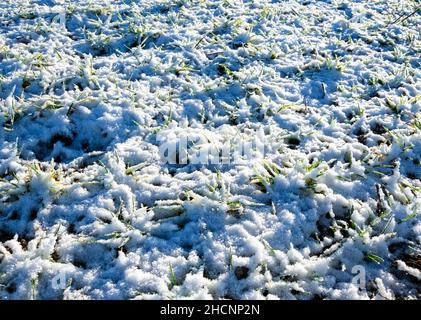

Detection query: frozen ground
xmin=0 ymin=0 xmax=420 ymax=300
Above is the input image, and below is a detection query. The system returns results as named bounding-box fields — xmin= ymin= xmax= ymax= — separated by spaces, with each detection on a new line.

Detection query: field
xmin=0 ymin=0 xmax=420 ymax=299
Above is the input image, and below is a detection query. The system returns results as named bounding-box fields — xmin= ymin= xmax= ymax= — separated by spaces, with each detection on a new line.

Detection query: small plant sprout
xmin=365 ymin=253 xmax=384 ymax=264
xmin=169 ymin=263 xmax=176 ymax=287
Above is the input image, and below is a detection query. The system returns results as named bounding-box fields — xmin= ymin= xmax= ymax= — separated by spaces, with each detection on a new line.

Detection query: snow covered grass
xmin=0 ymin=0 xmax=420 ymax=300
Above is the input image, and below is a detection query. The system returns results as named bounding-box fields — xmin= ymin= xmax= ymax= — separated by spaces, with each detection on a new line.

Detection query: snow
xmin=0 ymin=0 xmax=420 ymax=300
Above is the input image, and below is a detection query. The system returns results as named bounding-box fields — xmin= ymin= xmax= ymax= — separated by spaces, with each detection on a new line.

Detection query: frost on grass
xmin=0 ymin=0 xmax=420 ymax=300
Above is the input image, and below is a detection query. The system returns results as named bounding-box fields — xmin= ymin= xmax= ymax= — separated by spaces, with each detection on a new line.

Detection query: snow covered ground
xmin=0 ymin=0 xmax=420 ymax=300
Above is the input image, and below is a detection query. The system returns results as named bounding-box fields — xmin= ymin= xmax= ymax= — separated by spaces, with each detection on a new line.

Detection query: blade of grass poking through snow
xmin=271 ymin=201 xmax=277 ymax=215
xmin=169 ymin=263 xmax=176 ymax=287
xmin=306 ymin=159 xmax=322 ymax=172
xmin=401 ymin=181 xmax=421 ymax=193
xmin=365 ymin=253 xmax=384 ymax=264
xmin=413 ymin=118 xmax=421 ymax=131
xmin=400 ymin=212 xmax=417 ymax=223
xmin=371 ymin=210 xmax=391 ymax=226
xmin=97 ymin=160 xmax=110 ymax=173
xmin=125 ymin=163 xmax=148 ymax=175
xmin=365 ymin=168 xmax=386 ymax=176
xmin=118 ymin=236 xmax=130 ymax=249
xmin=262 ymin=239 xmax=275 ymax=256
xmin=132 ymin=120 xmax=141 ymax=127
xmin=350 ymin=220 xmax=369 ymax=237
xmin=380 ymin=215 xmax=394 ymax=234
